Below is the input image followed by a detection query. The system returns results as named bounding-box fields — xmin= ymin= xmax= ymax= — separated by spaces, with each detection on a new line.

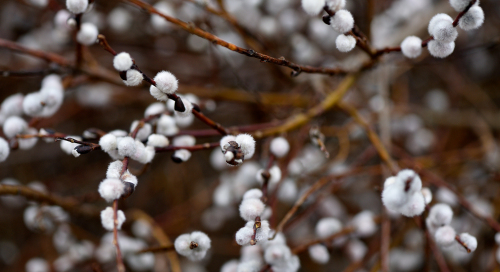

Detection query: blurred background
xmin=0 ymin=0 xmax=499 ymax=271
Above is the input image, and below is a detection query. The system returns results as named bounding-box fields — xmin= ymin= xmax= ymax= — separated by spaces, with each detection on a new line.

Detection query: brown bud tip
xmin=192 ymin=103 xmax=201 ymax=112
xmin=171 ymin=154 xmax=183 ymax=163
xmin=322 ymin=15 xmax=331 ymax=25
xmin=119 ymin=71 xmax=127 ymax=81
xmin=250 ymin=239 xmax=257 ymax=246
xmin=122 ymin=182 xmax=135 ymax=198
xmin=174 ymin=98 xmax=186 ymax=112
xmin=189 ymin=241 xmax=198 ymax=249
xmin=75 ymin=144 xmax=93 ymax=155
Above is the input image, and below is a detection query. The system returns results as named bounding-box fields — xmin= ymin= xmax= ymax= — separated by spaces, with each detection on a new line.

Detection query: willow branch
xmin=338 ymin=102 xmax=399 ymax=174
xmin=155 ymin=142 xmax=220 ymax=153
xmin=112 ymin=200 xmax=126 ymax=272
xmin=271 ymin=176 xmax=336 ymax=239
xmin=256 ymin=73 xmax=358 ymax=138
xmin=291 ymin=226 xmax=356 ymax=254
xmin=0 ymin=38 xmax=72 ymax=67
xmin=0 ymin=184 xmax=99 ymax=217
xmin=124 ymin=0 xmax=351 ymax=76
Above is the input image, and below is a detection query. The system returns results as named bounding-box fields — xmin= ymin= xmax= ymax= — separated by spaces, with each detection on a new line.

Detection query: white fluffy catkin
xmin=113 ymin=52 xmax=133 ymax=71
xmin=153 ymin=71 xmax=178 ymax=94
xmin=330 ymin=10 xmax=354 ymax=33
xmin=428 ymin=40 xmax=455 ymax=58
xmin=76 ymin=23 xmax=98 ymax=46
xmin=66 ymin=0 xmax=88 ymax=14
xmin=459 ymin=6 xmax=484 ymax=31
xmin=301 ymin=0 xmax=326 ymax=16
xmin=401 ymin=36 xmax=422 ymax=58
xmin=336 ymin=34 xmax=356 ymax=52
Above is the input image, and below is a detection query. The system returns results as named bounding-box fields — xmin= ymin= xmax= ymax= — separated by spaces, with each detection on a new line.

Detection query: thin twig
xmin=257 ymin=74 xmax=358 ymax=138
xmin=112 ymin=200 xmax=126 ymax=272
xmin=291 ymin=226 xmax=356 ymax=254
xmin=271 ymin=176 xmax=336 ymax=239
xmin=155 ymin=142 xmax=220 ymax=153
xmin=0 ymin=184 xmax=99 ymax=216
xmin=124 ymin=0 xmax=351 ymax=76
xmin=338 ymin=102 xmax=399 ymax=174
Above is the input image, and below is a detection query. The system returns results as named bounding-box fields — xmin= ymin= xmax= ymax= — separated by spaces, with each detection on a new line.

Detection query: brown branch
xmin=455 ymin=235 xmax=472 ymax=253
xmin=97 ymin=34 xmax=117 ymax=56
xmin=392 ymin=146 xmax=500 ymax=232
xmin=75 ymin=14 xmax=83 ymax=68
xmin=271 ymin=176 xmax=336 ymax=239
xmin=291 ymin=226 xmax=356 ymax=254
xmin=256 ymin=74 xmax=358 ymax=138
xmin=112 ymin=200 xmax=126 ymax=272
xmin=123 ymin=0 xmax=350 ymax=76
xmin=191 ymin=110 xmax=228 ymax=135
xmin=0 ymin=38 xmax=72 ymax=67
xmin=136 ymin=244 xmax=175 ymax=254
xmin=128 ymin=209 xmax=181 ymax=272
xmin=452 ymin=0 xmax=477 ymax=27
xmin=154 ymin=142 xmax=219 ymax=153
xmin=0 ymin=184 xmax=99 ymax=216
xmin=425 ymin=229 xmax=451 ymax=272
xmin=338 ymin=102 xmax=399 ymax=174
xmin=373 ymin=0 xmax=478 ymax=56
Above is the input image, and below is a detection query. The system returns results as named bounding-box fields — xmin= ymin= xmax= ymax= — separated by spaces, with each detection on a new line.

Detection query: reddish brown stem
xmin=154 ymin=142 xmax=220 ymax=153
xmin=112 ymin=200 xmax=126 ymax=272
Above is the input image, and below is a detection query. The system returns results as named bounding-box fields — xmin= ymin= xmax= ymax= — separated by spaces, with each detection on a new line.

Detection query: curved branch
xmin=0 ymin=184 xmax=100 ymax=217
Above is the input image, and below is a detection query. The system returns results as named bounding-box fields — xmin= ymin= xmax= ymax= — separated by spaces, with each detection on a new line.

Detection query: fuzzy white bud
xmin=428 ymin=14 xmax=453 ymax=36
xmin=149 ymin=85 xmax=167 ymax=101
xmin=308 ymin=244 xmax=330 ymax=264
xmin=26 ymin=257 xmax=49 ymax=272
xmin=3 ymin=116 xmax=27 ymax=138
xmin=100 ymin=207 xmax=125 ymax=231
xmin=270 ymin=137 xmax=290 ymax=158
xmin=401 ymin=36 xmax=422 ymax=58
xmin=0 ymin=137 xmax=9 ymax=162
xmin=336 ymin=34 xmax=356 ymax=52
xmin=459 ymin=6 xmax=484 ymax=31
xmin=458 ymin=233 xmax=477 ymax=252
xmin=106 ymin=160 xmax=123 ymax=179
xmin=99 ymin=134 xmax=117 ymax=153
xmin=243 ymin=189 xmax=263 ymax=200
xmin=174 ymin=97 xmax=193 ymax=117
xmin=301 ymin=0 xmax=326 ymax=16
xmin=435 ymin=225 xmax=456 ymax=247
xmin=352 ymin=211 xmax=377 ymax=237
xmin=235 ymin=134 xmax=256 ymax=159
xmin=173 ymin=149 xmax=191 ymax=162
xmin=123 ymin=69 xmax=143 ymax=86
xmin=421 ymin=187 xmax=432 ymax=204
xmin=117 ymin=136 xmax=136 ymax=157
xmin=76 ymin=23 xmax=98 ymax=46
xmin=147 ymin=134 xmax=169 ymax=147
xmin=98 ymin=178 xmax=124 ymax=202
xmin=326 ymin=0 xmax=345 ymax=11
xmin=66 ymin=0 xmax=88 ymax=14
xmin=113 ymin=52 xmax=133 ymax=71
xmin=431 ymin=20 xmax=458 ymax=43
xmin=153 ymin=71 xmax=178 ymax=94
xmin=239 ymin=198 xmax=265 ymax=221
xmin=174 ymin=231 xmax=211 ymax=261
xmin=156 ymin=114 xmax=178 ymax=136
xmin=428 ymin=40 xmax=455 ymax=58
xmin=450 ymin=0 xmax=476 ymax=12
xmin=330 ymin=10 xmax=354 ymax=33
xmin=60 ymin=136 xmax=81 ymax=155
xmin=315 ymin=217 xmax=342 ymax=238
xmin=426 ymin=203 xmax=453 ymax=230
